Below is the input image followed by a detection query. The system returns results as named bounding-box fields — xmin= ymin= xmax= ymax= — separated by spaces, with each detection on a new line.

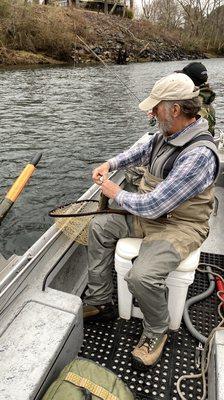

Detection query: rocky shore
xmin=73 ymin=38 xmax=206 ymax=67
xmin=0 ymin=43 xmax=206 ymax=68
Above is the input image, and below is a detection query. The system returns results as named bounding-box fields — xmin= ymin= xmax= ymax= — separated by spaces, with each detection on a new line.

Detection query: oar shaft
xmin=31 ymin=153 xmax=42 ymax=167
xmin=0 ymin=152 xmax=42 ymax=223
xmin=6 ymin=164 xmax=35 ymax=203
xmin=0 ymin=198 xmax=13 ymax=222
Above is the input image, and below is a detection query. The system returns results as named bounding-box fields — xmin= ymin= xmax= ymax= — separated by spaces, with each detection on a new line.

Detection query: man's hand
xmin=92 ymin=162 xmax=110 ymax=185
xmin=100 ymin=180 xmax=121 ymax=199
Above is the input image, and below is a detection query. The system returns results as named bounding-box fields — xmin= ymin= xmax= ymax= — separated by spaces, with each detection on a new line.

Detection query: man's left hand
xmin=100 ymin=180 xmax=121 ymax=199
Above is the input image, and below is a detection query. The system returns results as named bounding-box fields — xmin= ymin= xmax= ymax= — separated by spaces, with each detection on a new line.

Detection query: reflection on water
xmin=0 ymin=59 xmax=223 ymax=257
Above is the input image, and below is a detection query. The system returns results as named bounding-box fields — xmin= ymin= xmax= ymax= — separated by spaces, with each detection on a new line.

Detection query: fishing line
xmin=75 ymin=34 xmax=141 ymax=103
xmin=75 ymin=34 xmax=157 ymax=127
xmin=49 ymin=34 xmax=156 ymax=241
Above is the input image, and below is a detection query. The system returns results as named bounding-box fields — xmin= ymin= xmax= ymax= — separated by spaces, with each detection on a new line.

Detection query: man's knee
xmin=125 ymin=267 xmax=140 ymax=294
xmin=89 ymin=214 xmax=115 ymax=238
xmin=89 ymin=213 xmax=129 ymax=240
xmin=125 ymin=266 xmax=154 ymax=294
xmin=125 ymin=261 xmax=167 ymax=296
xmin=89 ymin=215 xmax=106 ymax=233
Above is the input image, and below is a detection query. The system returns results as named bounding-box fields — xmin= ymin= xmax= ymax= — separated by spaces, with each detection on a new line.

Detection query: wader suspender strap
xmin=64 ymin=372 xmax=119 ymax=400
xmin=163 ymin=134 xmax=214 ymax=179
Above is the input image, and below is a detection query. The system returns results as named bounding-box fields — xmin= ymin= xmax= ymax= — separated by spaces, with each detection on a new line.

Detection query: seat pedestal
xmin=115 ymin=238 xmax=200 ymax=331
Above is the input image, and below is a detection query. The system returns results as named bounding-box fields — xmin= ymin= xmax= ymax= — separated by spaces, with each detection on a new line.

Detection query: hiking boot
xmin=83 ymin=302 xmax=118 ymax=322
xmin=131 ymin=333 xmax=168 ymax=370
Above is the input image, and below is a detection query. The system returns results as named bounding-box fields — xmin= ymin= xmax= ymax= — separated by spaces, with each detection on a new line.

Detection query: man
xmin=179 ymin=62 xmax=216 ymax=135
xmin=126 ymin=62 xmax=216 ymax=190
xmin=83 ymin=73 xmax=219 ymax=369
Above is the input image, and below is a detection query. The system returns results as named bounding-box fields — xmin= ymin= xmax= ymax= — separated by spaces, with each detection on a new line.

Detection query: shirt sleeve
xmin=115 ymin=147 xmax=217 ymax=219
xmin=108 ymin=134 xmax=156 ymax=171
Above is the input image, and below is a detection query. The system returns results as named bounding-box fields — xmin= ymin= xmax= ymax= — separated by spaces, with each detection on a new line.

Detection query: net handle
xmin=49 ymin=208 xmax=129 ymax=218
xmin=48 ymin=199 xmax=130 ymax=218
xmin=98 ymin=193 xmax=109 ymax=211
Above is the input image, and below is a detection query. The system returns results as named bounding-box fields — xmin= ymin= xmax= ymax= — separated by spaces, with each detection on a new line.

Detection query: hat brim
xmin=139 ymin=97 xmax=161 ymax=111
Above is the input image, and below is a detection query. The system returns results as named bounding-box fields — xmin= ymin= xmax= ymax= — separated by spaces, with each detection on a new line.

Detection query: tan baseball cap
xmin=139 ymin=73 xmax=200 ymax=111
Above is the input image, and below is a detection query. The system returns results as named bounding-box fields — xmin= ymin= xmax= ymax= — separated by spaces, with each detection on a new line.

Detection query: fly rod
xmin=0 ymin=152 xmax=42 ymax=224
xmin=49 ymin=34 xmax=157 ymax=223
xmin=76 ymin=34 xmax=141 ymax=103
xmin=75 ymin=34 xmax=157 ymax=127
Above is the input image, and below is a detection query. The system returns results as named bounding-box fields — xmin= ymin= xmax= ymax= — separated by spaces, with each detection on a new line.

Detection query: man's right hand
xmin=92 ymin=162 xmax=110 ymax=185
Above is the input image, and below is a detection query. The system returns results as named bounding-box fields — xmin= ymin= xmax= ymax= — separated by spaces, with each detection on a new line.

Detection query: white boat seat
xmin=115 ymin=238 xmax=201 ymax=330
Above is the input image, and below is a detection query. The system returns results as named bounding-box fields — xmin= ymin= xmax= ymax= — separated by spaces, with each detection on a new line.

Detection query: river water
xmin=0 ymin=59 xmax=224 ymax=258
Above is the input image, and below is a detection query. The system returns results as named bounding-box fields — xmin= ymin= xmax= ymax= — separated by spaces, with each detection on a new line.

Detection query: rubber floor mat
xmin=79 ymin=252 xmax=224 ymax=399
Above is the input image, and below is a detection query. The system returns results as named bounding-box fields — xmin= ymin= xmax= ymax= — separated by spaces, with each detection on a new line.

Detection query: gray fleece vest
xmin=148 ymin=119 xmax=219 ymax=179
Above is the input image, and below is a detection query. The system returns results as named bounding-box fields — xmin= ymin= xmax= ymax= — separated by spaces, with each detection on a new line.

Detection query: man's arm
xmin=92 ymin=162 xmax=110 ymax=185
xmin=109 ymin=147 xmax=217 ymax=219
xmin=92 ymin=134 xmax=155 ymax=185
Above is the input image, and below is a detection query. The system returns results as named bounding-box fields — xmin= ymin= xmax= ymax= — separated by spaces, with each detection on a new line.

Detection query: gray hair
xmin=163 ymin=98 xmax=201 ymax=118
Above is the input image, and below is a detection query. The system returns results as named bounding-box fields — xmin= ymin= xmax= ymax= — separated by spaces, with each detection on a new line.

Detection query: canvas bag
xmin=42 ymin=358 xmax=135 ymax=400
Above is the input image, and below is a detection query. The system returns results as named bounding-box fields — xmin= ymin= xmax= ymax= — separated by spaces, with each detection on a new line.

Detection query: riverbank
xmin=0 ymin=47 xmax=64 ymax=67
xmin=0 ymin=4 xmax=217 ymax=68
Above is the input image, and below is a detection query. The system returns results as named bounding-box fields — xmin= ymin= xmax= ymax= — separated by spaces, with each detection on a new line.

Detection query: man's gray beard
xmin=158 ymin=117 xmax=174 ymax=137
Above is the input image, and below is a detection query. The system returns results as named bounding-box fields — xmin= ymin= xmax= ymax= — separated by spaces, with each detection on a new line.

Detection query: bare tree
xmin=140 ymin=0 xmax=224 ymax=52
xmin=176 ymin=0 xmax=224 ymax=46
xmin=141 ymin=0 xmax=182 ymax=29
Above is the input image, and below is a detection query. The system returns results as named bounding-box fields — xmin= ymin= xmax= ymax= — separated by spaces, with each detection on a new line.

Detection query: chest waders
xmin=133 ymin=131 xmax=220 ymax=260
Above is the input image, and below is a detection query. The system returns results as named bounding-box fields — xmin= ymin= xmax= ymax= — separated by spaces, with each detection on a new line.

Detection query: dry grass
xmin=1 ymin=3 xmax=102 ymax=61
xmin=2 ymin=5 xmax=77 ymax=60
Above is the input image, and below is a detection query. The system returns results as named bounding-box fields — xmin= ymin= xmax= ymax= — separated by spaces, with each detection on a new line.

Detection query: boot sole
xmin=131 ymin=351 xmax=163 ymax=371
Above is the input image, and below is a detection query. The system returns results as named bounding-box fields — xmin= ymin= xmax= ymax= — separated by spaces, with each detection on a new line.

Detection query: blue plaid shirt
xmin=108 ymin=120 xmax=217 ymax=219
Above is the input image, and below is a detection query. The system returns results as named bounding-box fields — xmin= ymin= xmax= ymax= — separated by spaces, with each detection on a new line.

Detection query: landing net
xmin=50 ymin=200 xmax=99 ymax=246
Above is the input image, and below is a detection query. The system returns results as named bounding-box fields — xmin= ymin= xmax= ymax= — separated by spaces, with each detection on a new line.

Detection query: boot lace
xmin=139 ymin=335 xmax=160 ymax=352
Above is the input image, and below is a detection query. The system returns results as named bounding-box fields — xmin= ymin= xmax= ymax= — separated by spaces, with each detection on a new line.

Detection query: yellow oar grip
xmin=6 ymin=164 xmax=36 ymax=202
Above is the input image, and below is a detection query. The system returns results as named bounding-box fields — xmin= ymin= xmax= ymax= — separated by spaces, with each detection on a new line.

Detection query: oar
xmin=0 ymin=153 xmax=42 ymax=224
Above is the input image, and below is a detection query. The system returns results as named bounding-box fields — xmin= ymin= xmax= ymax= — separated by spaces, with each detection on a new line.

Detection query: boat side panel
xmin=49 ymin=244 xmax=88 ymax=296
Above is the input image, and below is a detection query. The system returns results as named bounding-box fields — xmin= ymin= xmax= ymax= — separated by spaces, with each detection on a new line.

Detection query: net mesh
xmin=51 ymin=201 xmax=99 ymax=246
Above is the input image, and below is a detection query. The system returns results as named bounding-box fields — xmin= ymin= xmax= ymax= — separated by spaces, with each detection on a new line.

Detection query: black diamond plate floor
xmin=79 ymin=252 xmax=224 ymax=400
